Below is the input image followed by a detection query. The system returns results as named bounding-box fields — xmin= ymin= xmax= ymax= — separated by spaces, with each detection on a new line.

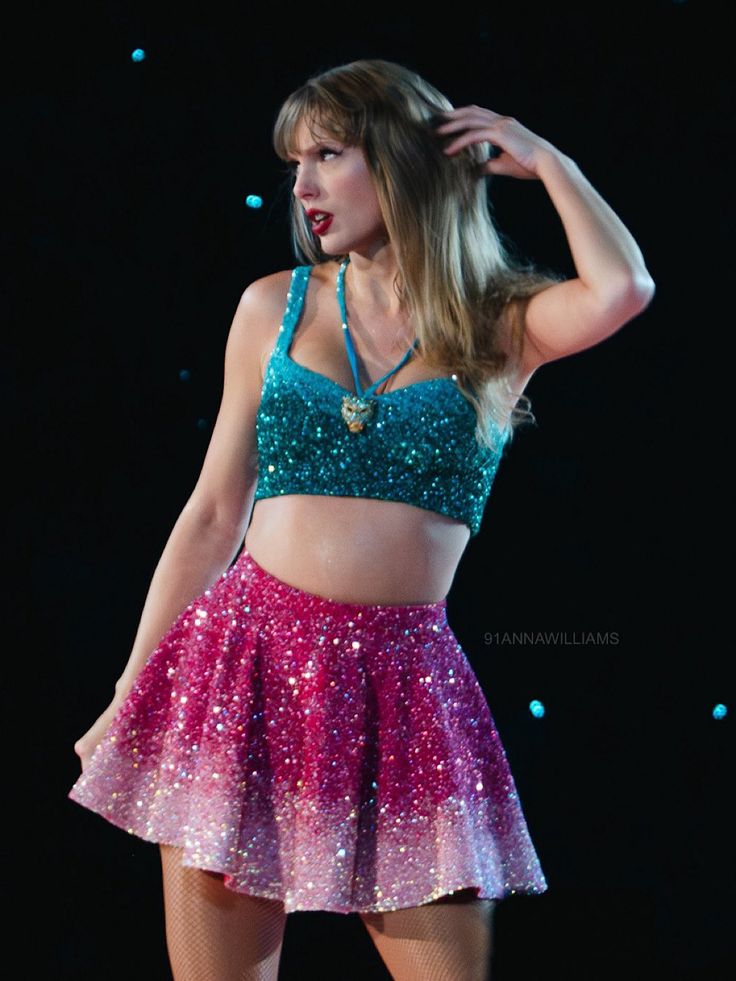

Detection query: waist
xmin=244 ymin=495 xmax=469 ymax=605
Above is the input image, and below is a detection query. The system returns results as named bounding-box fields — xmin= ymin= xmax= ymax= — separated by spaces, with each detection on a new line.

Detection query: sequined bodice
xmin=253 ymin=265 xmax=508 ymax=537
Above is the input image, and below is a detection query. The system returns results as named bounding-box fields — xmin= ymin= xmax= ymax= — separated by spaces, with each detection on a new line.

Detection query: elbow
xmin=604 ymin=272 xmax=656 ymax=320
xmin=630 ymin=272 xmax=656 ymax=309
xmin=182 ymin=492 xmax=254 ymax=548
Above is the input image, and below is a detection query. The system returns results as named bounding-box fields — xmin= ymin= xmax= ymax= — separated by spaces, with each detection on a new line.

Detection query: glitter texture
xmin=253 ymin=265 xmax=508 ymax=537
xmin=68 ymin=548 xmax=547 ymax=914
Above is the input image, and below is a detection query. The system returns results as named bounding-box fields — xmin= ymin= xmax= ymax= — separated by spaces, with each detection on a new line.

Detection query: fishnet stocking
xmin=159 ymin=844 xmax=287 ymax=981
xmin=359 ymin=890 xmax=495 ymax=981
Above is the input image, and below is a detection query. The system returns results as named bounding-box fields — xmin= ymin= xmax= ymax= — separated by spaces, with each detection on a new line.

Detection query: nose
xmin=293 ymin=165 xmax=318 ymax=202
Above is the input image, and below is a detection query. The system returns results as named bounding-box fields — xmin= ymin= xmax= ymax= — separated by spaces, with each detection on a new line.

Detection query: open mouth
xmin=310 ymin=213 xmax=333 ymax=236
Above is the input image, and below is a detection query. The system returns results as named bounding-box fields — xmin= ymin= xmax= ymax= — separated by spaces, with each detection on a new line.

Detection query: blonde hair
xmin=273 ymin=59 xmax=564 ymax=451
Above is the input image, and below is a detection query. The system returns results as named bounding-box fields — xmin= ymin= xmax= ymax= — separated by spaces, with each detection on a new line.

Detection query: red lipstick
xmin=306 ymin=209 xmax=333 ymax=236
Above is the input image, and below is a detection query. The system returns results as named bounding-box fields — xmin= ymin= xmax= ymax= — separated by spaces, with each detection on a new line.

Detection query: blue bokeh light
xmin=246 ymin=195 xmax=263 ymax=209
xmin=529 ymin=699 xmax=546 ymax=719
xmin=131 ymin=48 xmax=146 ymax=62
xmin=179 ymin=369 xmax=191 ymax=382
xmin=712 ymin=703 xmax=728 ymax=720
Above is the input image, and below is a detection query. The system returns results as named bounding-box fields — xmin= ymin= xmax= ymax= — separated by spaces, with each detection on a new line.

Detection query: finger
xmin=435 ymin=119 xmax=491 ymax=138
xmin=435 ymin=114 xmax=494 ymax=135
xmin=440 ymin=104 xmax=502 ymax=119
xmin=479 ymin=157 xmax=512 ymax=177
xmin=441 ymin=128 xmax=498 ymax=155
xmin=435 ymin=107 xmax=503 ymax=131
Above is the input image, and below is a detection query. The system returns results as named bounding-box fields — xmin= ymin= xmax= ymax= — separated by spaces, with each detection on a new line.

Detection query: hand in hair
xmin=436 ymin=106 xmax=560 ymax=181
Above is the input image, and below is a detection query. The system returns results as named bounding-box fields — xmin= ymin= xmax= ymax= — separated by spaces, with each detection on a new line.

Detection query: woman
xmin=69 ymin=60 xmax=654 ymax=980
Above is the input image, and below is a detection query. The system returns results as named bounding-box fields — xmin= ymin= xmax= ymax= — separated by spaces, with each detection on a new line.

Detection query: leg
xmin=359 ymin=889 xmax=495 ymax=981
xmin=159 ymin=844 xmax=287 ymax=981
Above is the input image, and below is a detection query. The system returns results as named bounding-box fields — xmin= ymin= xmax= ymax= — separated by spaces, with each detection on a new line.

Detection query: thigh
xmin=159 ymin=844 xmax=287 ymax=981
xmin=359 ymin=891 xmax=495 ymax=981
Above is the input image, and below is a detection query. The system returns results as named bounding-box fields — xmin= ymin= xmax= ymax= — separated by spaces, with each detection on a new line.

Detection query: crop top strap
xmin=275 ymin=265 xmax=312 ymax=355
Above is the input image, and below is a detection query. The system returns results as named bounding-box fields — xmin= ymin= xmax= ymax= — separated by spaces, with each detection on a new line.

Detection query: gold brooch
xmin=341 ymin=394 xmax=375 ymax=433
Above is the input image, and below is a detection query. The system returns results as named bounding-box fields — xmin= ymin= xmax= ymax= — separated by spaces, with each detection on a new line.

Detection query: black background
xmin=5 ymin=1 xmax=732 ymax=978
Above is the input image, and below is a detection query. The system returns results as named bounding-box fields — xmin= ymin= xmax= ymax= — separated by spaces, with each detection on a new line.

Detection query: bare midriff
xmin=243 ymin=494 xmax=470 ymax=605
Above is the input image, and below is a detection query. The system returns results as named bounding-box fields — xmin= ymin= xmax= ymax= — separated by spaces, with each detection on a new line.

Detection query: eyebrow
xmin=287 ymin=135 xmax=345 ymax=157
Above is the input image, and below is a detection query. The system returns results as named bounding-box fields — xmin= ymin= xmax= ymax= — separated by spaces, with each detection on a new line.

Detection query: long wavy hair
xmin=273 ymin=59 xmax=564 ymax=451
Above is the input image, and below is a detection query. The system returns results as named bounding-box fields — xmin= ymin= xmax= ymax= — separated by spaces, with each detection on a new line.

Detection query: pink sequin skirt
xmin=68 ymin=547 xmax=547 ymax=913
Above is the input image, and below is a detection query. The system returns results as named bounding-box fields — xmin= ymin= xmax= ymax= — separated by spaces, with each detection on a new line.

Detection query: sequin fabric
xmin=68 ymin=548 xmax=547 ymax=914
xmin=252 ymin=266 xmax=509 ymax=538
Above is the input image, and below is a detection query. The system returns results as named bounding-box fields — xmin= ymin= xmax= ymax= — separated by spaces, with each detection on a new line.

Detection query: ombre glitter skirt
xmin=68 ymin=547 xmax=547 ymax=914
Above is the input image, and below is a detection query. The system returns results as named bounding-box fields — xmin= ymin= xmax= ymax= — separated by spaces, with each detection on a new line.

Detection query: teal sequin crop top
xmin=253 ymin=264 xmax=509 ymax=537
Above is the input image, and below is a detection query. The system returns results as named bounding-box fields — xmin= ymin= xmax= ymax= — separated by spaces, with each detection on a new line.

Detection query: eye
xmin=283 ymin=146 xmax=342 ymax=176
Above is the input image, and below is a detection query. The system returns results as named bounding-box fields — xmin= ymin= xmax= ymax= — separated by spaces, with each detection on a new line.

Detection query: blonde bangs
xmin=273 ymin=87 xmax=362 ymax=161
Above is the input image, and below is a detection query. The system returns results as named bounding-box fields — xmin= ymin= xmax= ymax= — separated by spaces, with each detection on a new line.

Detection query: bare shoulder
xmin=243 ymin=261 xmax=339 ymax=328
xmin=234 ymin=263 xmax=338 ymax=336
xmin=238 ymin=268 xmax=295 ymax=323
xmin=228 ymin=269 xmax=294 ymax=377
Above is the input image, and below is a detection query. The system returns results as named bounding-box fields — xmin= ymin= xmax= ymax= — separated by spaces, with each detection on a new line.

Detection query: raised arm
xmin=436 ymin=106 xmax=656 ymax=381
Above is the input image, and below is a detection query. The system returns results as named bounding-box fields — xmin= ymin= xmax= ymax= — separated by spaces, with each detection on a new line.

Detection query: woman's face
xmin=288 ymin=119 xmax=387 ymax=256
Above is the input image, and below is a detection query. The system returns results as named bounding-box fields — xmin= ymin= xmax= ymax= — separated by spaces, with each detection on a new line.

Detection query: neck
xmin=344 ymin=246 xmax=403 ymax=320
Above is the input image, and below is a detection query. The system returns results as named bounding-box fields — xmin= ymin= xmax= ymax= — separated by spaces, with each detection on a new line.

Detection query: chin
xmin=318 ymin=229 xmax=387 ymax=259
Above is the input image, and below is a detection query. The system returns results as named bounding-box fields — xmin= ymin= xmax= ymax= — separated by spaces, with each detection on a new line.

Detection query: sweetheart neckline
xmin=281 ymin=263 xmax=465 ymax=400
xmin=281 ymin=347 xmax=462 ymax=399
